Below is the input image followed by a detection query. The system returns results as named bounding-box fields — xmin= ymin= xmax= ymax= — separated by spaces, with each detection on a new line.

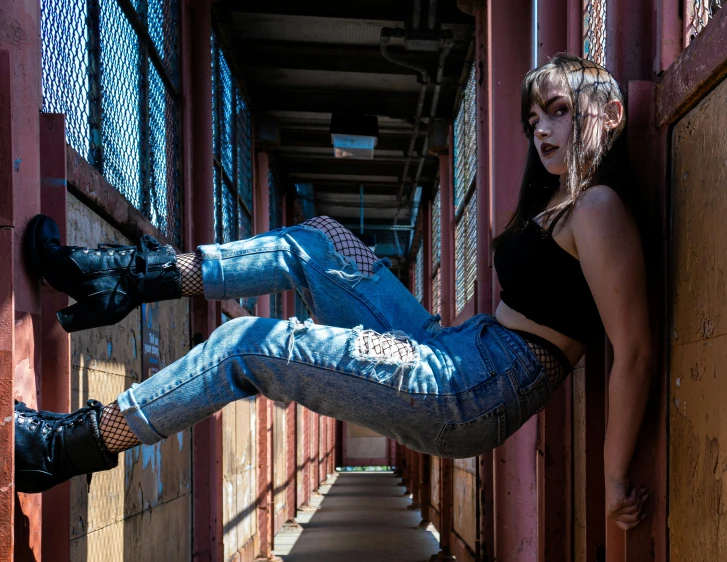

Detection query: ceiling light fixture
xmin=330 ymin=113 xmax=379 ymax=159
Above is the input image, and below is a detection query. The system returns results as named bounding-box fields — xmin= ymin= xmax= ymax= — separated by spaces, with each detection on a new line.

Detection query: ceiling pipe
xmin=380 ymin=27 xmax=430 ymax=204
xmin=428 ymin=0 xmax=438 ymax=29
xmin=413 ymin=0 xmax=422 ymax=30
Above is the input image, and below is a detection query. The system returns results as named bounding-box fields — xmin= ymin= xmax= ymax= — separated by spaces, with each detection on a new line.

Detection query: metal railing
xmin=40 ymin=0 xmax=182 ymax=246
xmin=583 ymin=0 xmax=607 ymax=66
xmin=685 ymin=0 xmax=723 ymax=45
xmin=453 ymin=66 xmax=477 ymax=316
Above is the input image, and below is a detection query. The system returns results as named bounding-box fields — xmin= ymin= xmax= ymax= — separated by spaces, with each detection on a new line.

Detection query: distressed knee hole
xmin=355 ymin=330 xmax=417 ymax=364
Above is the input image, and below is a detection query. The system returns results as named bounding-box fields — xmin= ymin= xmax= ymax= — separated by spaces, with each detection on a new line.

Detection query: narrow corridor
xmin=274 ymin=472 xmax=440 ymax=561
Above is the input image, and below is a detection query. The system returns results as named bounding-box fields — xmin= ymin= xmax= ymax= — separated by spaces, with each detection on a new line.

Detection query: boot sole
xmin=25 ymin=214 xmax=78 ymax=297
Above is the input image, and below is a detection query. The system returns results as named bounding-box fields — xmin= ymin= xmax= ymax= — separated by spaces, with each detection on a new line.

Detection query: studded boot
xmin=14 ymin=400 xmax=119 ymax=493
xmin=26 ymin=214 xmax=182 ymax=332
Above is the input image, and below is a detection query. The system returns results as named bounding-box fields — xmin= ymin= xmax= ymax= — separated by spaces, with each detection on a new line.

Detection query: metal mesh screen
xmin=686 ymin=0 xmax=723 ymax=44
xmin=212 ymin=33 xmax=254 ymax=249
xmin=148 ymin=0 xmax=180 ymax=87
xmin=415 ymin=242 xmax=424 ymax=304
xmin=583 ymin=0 xmax=607 ymax=65
xmin=432 ymin=269 xmax=441 ymax=317
xmin=432 ymin=187 xmax=441 ymax=268
xmin=40 ymin=0 xmax=90 ymax=159
xmin=455 ymin=191 xmax=477 ymax=315
xmin=40 ymin=0 xmax=182 ymax=247
xmin=454 ymin=67 xmax=477 ymax=212
xmin=269 ymin=169 xmax=284 ymax=318
xmin=237 ymin=92 xmax=254 ymax=212
xmin=101 ymin=0 xmax=142 ymax=209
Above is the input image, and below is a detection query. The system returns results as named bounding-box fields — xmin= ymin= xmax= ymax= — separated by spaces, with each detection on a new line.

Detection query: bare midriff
xmin=495 ymin=300 xmax=587 ymax=367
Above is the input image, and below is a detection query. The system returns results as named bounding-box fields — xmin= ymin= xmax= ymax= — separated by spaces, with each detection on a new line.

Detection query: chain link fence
xmin=453 ymin=65 xmax=477 ymax=316
xmin=583 ymin=0 xmax=607 ymax=66
xmin=211 ymin=33 xmax=255 ymax=314
xmin=269 ymin=169 xmax=284 ymax=319
xmin=414 ymin=242 xmax=424 ymax=304
xmin=40 ymin=0 xmax=182 ymax=247
xmin=686 ymin=0 xmax=723 ymax=45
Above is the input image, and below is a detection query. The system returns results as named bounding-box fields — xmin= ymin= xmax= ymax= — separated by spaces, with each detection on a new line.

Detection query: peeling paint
xmin=13 ymin=158 xmax=20 ymax=172
xmin=0 ymin=483 xmax=13 ymax=493
xmin=0 ymin=416 xmax=12 ymax=427
xmin=177 ymin=431 xmax=184 ymax=451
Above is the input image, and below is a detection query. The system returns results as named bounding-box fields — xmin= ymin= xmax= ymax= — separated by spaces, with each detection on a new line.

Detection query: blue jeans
xmin=117 ymin=225 xmax=553 ymax=458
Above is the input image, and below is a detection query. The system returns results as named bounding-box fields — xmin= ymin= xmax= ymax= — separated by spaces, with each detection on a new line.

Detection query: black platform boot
xmin=26 ymin=214 xmax=182 ymax=332
xmin=14 ymin=400 xmax=119 ymax=493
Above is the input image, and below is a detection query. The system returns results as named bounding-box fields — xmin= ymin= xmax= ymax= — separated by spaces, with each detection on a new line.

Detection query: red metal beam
xmin=39 ymin=114 xmax=71 ymax=562
xmin=0 ymin=49 xmax=15 ymax=562
xmin=186 ymin=0 xmax=223 ymax=560
xmin=1 ymin=0 xmax=44 ymax=554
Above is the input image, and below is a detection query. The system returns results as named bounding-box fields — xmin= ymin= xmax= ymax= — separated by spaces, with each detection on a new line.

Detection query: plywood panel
xmin=670 ymin=76 xmax=727 ymax=562
xmin=273 ymin=401 xmax=288 ymax=517
xmin=431 ymin=455 xmax=441 ymax=514
xmin=453 ymin=458 xmax=477 ymax=549
xmin=68 ymin=195 xmax=192 ymax=560
xmin=70 ymin=494 xmax=191 ymax=562
xmin=223 ymin=397 xmax=257 ymax=561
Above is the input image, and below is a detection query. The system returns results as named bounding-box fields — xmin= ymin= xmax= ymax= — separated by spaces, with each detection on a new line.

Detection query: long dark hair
xmin=491 ymin=53 xmax=631 ymax=251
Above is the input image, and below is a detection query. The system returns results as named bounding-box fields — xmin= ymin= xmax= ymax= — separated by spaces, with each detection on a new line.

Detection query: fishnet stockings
xmin=524 ymin=341 xmax=571 ymax=391
xmin=302 ymin=216 xmax=377 ymax=276
xmin=99 ymin=401 xmax=141 ymax=454
xmin=178 ymin=251 xmax=204 ymax=297
xmin=356 ymin=330 xmax=416 ymax=363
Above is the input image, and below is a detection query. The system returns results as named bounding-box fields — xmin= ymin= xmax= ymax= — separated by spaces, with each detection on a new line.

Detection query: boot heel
xmin=57 ymin=302 xmax=120 ymax=332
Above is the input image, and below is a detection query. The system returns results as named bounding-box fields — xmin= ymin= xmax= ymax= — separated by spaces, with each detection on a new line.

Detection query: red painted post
xmin=487 ymin=0 xmax=538 ymax=560
xmin=432 ymin=125 xmax=455 ymax=560
xmin=1 ymin=0 xmax=44 ymax=555
xmin=472 ymin=5 xmax=496 ymax=560
xmin=0 ymin=49 xmax=15 ymax=562
xmin=39 ymin=114 xmax=71 ymax=562
xmin=186 ymin=0 xmax=223 ymax=560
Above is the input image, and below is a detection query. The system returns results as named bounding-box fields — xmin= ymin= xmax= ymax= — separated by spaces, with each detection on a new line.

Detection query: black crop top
xmin=493 ymin=208 xmax=602 ymax=345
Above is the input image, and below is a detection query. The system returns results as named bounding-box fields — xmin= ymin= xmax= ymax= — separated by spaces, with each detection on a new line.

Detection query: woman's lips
xmin=540 ymin=143 xmax=558 ymax=156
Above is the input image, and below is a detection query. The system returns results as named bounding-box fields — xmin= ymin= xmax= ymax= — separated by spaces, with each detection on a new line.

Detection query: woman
xmin=15 ymin=54 xmax=650 ymax=531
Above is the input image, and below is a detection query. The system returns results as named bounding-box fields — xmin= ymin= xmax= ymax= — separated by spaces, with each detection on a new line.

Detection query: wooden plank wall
xmin=668 ymin=72 xmax=727 ymax=562
xmin=66 ymin=194 xmax=193 ymax=561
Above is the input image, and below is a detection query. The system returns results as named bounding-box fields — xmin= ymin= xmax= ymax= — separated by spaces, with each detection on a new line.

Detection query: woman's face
xmin=528 ymin=83 xmax=572 ymax=177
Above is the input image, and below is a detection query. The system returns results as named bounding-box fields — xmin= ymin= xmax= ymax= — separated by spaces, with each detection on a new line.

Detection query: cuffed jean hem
xmin=117 ymin=385 xmax=166 ymax=445
xmin=198 ymin=243 xmax=226 ymax=301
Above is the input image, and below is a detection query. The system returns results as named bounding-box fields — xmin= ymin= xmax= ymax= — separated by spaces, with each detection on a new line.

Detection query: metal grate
xmin=269 ymin=169 xmax=284 ymax=319
xmin=212 ymin=33 xmax=254 ymax=247
xmin=432 ymin=269 xmax=441 ymax=317
xmin=583 ymin=0 xmax=607 ymax=66
xmin=414 ymin=242 xmax=424 ymax=304
xmin=432 ymin=187 xmax=441 ymax=268
xmin=454 ymin=67 xmax=477 ymax=213
xmin=40 ymin=0 xmax=182 ymax=247
xmin=686 ymin=0 xmax=723 ymax=44
xmin=40 ymin=0 xmax=90 ymax=160
xmin=455 ymin=190 xmax=477 ymax=315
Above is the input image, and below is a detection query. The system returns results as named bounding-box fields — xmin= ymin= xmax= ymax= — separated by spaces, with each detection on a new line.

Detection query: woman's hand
xmin=606 ymin=475 xmax=648 ymax=531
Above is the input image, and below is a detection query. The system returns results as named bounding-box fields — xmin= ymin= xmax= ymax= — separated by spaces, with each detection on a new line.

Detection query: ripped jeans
xmin=117 ymin=224 xmax=553 ymax=458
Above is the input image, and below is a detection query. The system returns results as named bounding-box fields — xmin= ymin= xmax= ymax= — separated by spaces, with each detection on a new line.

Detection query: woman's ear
xmin=603 ymin=99 xmax=624 ymax=132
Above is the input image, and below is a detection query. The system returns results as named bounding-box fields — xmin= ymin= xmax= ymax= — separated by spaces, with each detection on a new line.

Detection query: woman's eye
xmin=554 ymin=107 xmax=567 ymax=116
xmin=530 ymin=120 xmax=539 ymax=128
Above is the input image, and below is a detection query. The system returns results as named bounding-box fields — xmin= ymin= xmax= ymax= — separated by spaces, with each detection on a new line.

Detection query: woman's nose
xmin=535 ymin=125 xmax=549 ymax=139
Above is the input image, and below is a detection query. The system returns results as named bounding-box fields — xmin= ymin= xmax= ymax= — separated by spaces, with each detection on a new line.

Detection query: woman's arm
xmin=571 ymin=185 xmax=653 ymax=531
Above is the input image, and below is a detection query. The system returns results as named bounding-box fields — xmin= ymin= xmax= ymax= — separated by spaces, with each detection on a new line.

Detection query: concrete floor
xmin=273 ymin=472 xmax=441 ymax=562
